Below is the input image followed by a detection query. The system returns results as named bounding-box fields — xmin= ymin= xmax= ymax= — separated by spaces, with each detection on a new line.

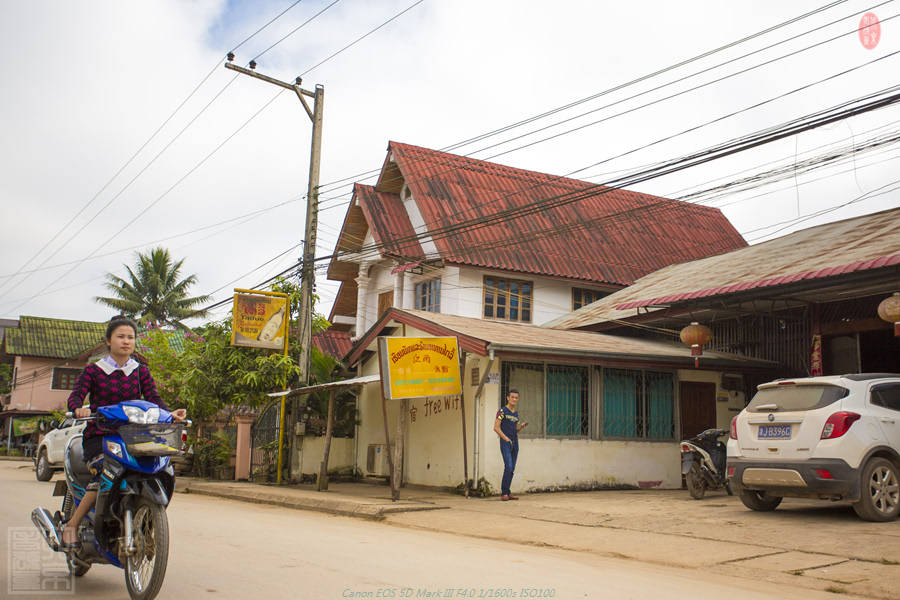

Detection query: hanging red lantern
xmin=877 ymin=292 xmax=900 ymax=337
xmin=680 ymin=322 xmax=713 ymax=368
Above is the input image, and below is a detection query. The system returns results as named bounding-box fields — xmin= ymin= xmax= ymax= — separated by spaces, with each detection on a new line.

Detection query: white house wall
xmin=355 ymin=324 xmax=478 ymax=488
xmin=676 ymin=369 xmax=746 ymax=430
xmin=454 ymin=267 xmax=590 ymax=325
xmin=353 ymin=330 xmax=727 ymax=492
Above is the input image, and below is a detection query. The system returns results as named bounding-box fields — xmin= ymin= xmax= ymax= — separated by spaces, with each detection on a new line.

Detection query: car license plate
xmin=758 ymin=424 xmax=791 ymax=439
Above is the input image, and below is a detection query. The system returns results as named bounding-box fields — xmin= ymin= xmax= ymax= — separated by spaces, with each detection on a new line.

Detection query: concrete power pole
xmin=224 ymin=55 xmax=323 ymax=385
xmin=225 ymin=56 xmax=323 ymax=482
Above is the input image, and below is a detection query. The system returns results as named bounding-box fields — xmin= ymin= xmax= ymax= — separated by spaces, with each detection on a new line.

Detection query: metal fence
xmin=249 ymin=400 xmax=281 ymax=482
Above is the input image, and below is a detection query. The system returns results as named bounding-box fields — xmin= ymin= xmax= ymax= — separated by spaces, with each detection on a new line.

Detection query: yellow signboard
xmin=231 ymin=290 xmax=289 ymax=352
xmin=378 ymin=336 xmax=461 ymax=399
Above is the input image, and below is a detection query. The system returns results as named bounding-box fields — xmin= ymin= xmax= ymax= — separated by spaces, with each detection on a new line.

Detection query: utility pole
xmin=225 ymin=55 xmax=323 ymax=385
xmin=225 ymin=56 xmax=323 ymax=483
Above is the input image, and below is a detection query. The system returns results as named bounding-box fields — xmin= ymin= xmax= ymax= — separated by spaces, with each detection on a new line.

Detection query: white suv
xmin=34 ymin=417 xmax=85 ymax=481
xmin=727 ymin=373 xmax=900 ymax=521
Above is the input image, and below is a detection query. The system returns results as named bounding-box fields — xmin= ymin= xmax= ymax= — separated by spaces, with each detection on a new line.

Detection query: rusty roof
xmin=549 ymin=206 xmax=900 ymax=330
xmin=354 ymin=183 xmax=424 ymax=260
xmin=346 ymin=308 xmax=773 ymax=369
xmin=312 ymin=330 xmax=353 ymax=360
xmin=368 ymin=142 xmax=747 ymax=285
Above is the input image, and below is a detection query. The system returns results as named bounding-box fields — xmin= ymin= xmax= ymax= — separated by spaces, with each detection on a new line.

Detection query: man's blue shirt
xmin=496 ymin=405 xmax=519 ymax=443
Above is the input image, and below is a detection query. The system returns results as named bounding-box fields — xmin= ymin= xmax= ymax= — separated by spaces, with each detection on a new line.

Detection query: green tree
xmin=96 ymin=247 xmax=210 ymax=328
xmin=0 ymin=364 xmax=12 ymax=395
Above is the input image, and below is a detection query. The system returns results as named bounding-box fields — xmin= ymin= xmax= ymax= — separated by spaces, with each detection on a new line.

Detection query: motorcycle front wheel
xmin=124 ymin=498 xmax=169 ymax=600
xmin=686 ymin=464 xmax=706 ymax=499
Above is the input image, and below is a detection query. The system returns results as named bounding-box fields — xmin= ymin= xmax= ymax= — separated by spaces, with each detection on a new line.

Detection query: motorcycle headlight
xmin=122 ymin=406 xmax=160 ymax=424
xmin=105 ymin=440 xmax=124 ymax=458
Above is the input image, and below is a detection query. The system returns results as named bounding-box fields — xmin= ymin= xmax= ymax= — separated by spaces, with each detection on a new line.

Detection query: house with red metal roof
xmin=321 ymin=143 xmax=774 ymax=493
xmin=327 ymin=142 xmax=747 ymax=337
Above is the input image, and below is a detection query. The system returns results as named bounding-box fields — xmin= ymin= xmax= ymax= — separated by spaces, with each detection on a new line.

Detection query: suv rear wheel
xmin=739 ymin=489 xmax=782 ymax=511
xmin=852 ymin=458 xmax=900 ymax=522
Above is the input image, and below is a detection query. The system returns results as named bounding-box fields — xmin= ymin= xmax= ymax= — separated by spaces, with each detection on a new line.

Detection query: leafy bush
xmin=192 ymin=431 xmax=232 ymax=478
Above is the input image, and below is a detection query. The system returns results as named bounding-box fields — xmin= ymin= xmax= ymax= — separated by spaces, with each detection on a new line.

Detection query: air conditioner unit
xmin=366 ymin=443 xmax=390 ymax=477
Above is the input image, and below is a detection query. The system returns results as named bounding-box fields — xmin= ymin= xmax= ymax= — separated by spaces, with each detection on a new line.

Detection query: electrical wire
xmin=311 ymin=0 xmax=860 ymax=199
xmin=0 ymin=0 xmax=312 ymax=300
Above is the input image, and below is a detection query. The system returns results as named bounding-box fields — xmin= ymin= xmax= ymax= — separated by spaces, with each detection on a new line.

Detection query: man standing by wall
xmin=493 ymin=389 xmax=527 ymax=501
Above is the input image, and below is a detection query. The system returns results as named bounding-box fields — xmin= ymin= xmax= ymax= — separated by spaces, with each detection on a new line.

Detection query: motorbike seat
xmin=65 ymin=435 xmax=94 ymax=488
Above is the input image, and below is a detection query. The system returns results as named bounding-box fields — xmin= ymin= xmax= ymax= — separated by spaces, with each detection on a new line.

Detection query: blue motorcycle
xmin=31 ymin=400 xmax=188 ymax=600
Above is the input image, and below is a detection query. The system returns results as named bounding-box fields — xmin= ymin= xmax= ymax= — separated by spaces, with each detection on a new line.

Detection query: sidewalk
xmin=176 ymin=478 xmax=900 ymax=600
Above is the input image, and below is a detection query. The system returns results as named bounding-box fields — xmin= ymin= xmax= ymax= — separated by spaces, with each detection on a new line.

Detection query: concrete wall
xmin=9 ymin=356 xmax=86 ymax=411
xmin=297 ymin=436 xmax=354 ymax=476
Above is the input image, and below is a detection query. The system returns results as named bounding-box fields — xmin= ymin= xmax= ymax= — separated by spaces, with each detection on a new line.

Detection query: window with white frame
xmin=414 ymin=278 xmax=440 ymax=312
xmin=51 ymin=367 xmax=82 ymax=391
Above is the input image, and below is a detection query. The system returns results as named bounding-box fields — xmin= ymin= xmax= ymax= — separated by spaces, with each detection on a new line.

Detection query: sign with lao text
xmin=378 ymin=336 xmax=462 ymax=399
xmin=231 ymin=290 xmax=289 ymax=352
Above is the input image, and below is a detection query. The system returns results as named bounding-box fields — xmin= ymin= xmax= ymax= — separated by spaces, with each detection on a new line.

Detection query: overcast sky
xmin=1 ymin=0 xmax=897 ymax=325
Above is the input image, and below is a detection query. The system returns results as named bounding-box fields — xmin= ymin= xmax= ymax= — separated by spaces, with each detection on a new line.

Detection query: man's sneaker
xmin=501 ymin=494 xmax=511 ymax=501
xmin=508 ymin=495 xmax=519 ymax=500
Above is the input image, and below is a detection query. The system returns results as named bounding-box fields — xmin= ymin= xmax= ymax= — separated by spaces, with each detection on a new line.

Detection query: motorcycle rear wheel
xmin=124 ymin=499 xmax=169 ymax=600
xmin=687 ymin=464 xmax=706 ymax=499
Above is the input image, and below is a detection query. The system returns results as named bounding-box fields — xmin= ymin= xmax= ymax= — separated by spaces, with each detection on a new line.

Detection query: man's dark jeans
xmin=500 ymin=439 xmax=518 ymax=496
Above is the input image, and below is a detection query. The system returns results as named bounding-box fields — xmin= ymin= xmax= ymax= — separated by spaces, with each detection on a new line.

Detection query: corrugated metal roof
xmin=380 ymin=142 xmax=747 ymax=285
xmin=347 ymin=308 xmax=773 ymax=368
xmin=354 ymin=183 xmax=424 ymax=260
xmin=312 ymin=330 xmax=352 ymax=360
xmin=4 ymin=316 xmax=106 ymax=359
xmin=4 ymin=316 xmax=194 ymax=360
xmin=549 ymin=207 xmax=900 ymax=330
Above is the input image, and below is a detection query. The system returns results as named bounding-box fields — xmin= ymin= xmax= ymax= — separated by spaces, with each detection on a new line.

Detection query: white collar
xmin=96 ymin=356 xmax=139 ymax=376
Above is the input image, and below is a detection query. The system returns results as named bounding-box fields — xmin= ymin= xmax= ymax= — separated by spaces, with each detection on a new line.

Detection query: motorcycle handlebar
xmin=64 ymin=411 xmax=191 ymax=426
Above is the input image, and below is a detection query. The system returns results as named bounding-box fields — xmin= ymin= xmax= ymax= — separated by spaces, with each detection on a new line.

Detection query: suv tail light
xmin=820 ymin=411 xmax=861 ymax=439
xmin=730 ymin=415 xmax=738 ymax=440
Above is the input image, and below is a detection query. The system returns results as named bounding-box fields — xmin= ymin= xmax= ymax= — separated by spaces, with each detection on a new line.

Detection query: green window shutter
xmin=603 ymin=369 xmax=639 ymax=438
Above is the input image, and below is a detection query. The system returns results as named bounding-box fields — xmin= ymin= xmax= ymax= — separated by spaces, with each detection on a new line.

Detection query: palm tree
xmin=96 ymin=247 xmax=210 ymax=329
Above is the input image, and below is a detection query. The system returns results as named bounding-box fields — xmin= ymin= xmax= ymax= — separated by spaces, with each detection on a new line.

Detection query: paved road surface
xmin=0 ymin=462 xmax=848 ymax=599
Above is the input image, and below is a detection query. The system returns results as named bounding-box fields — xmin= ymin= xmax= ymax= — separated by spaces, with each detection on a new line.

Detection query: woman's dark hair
xmin=106 ymin=315 xmax=138 ymax=340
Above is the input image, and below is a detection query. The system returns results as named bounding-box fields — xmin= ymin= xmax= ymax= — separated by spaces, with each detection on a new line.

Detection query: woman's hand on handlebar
xmin=74 ymin=407 xmax=92 ymax=418
xmin=171 ymin=408 xmax=187 ymax=422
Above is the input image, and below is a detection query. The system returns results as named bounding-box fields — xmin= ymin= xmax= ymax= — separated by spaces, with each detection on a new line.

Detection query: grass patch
xmin=789 ymin=570 xmax=804 ymax=576
xmin=825 ymin=586 xmax=847 ymax=594
xmin=880 ymin=558 xmax=899 ymax=565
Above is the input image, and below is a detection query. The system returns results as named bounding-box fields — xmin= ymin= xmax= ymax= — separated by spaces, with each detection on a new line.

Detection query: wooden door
xmin=378 ymin=291 xmax=394 ymax=318
xmin=679 ymin=381 xmax=717 ymax=439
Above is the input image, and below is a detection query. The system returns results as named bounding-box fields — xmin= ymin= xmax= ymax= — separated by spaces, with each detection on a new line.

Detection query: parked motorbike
xmin=31 ymin=400 xmax=188 ymax=600
xmin=680 ymin=428 xmax=733 ymax=499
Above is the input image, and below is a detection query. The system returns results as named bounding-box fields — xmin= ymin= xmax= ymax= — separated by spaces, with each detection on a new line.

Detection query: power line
xmin=313 ymin=1 xmax=895 ymax=213
xmin=299 ymin=0 xmax=427 ymax=77
xmin=201 ymin=83 xmax=900 ymax=315
xmin=311 ymin=0 xmax=860 ymax=199
xmin=0 ymin=0 xmax=312 ymax=300
xmin=4 ymin=89 xmax=288 ymax=315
